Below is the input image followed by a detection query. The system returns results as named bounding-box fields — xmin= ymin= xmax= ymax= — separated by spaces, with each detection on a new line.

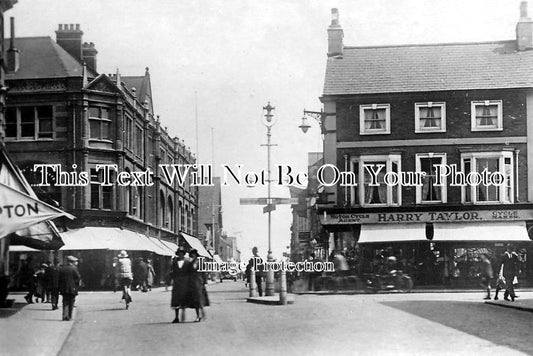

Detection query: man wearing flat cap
xmin=59 ymin=256 xmax=81 ymax=321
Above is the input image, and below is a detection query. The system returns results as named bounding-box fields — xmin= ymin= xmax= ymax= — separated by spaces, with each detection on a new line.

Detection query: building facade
xmin=4 ymin=24 xmax=198 ymax=288
xmin=316 ymin=5 xmax=533 ymax=286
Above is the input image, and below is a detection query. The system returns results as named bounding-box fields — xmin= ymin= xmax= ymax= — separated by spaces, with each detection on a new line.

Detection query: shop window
xmin=471 ymin=100 xmax=503 ymax=131
xmin=415 ymin=102 xmax=445 ymax=133
xmin=88 ymin=106 xmax=111 ymax=140
xmin=415 ymin=154 xmax=447 ymax=204
xmin=461 ymin=151 xmax=513 ymax=204
xmin=359 ymin=104 xmax=390 ymax=135
xmin=350 ymin=154 xmax=401 ymax=207
xmin=5 ymin=106 xmax=55 ymax=140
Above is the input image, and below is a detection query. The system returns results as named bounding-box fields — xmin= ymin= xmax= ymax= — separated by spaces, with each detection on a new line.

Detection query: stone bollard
xmin=249 ymin=270 xmax=258 ymax=297
xmin=279 ymin=269 xmax=287 ymax=305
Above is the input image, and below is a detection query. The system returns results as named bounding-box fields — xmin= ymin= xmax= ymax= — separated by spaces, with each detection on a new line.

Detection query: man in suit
xmin=246 ymin=247 xmax=264 ymax=297
xmin=59 ymin=256 xmax=81 ymax=321
xmin=500 ymin=244 xmax=519 ymax=302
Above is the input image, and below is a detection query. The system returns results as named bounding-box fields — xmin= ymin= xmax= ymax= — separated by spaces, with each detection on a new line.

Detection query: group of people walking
xmin=480 ymin=244 xmax=520 ymax=302
xmin=170 ymin=247 xmax=209 ymax=323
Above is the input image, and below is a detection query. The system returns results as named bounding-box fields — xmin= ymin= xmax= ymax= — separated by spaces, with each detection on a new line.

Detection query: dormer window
xmin=471 ymin=100 xmax=502 ymax=131
xmin=415 ymin=102 xmax=445 ymax=133
xmin=359 ymin=104 xmax=390 ymax=135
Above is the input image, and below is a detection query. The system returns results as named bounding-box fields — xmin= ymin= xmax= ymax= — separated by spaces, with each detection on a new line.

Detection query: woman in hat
xmin=170 ymin=247 xmax=190 ymax=323
xmin=188 ymin=249 xmax=208 ymax=322
xmin=117 ymin=250 xmax=133 ymax=309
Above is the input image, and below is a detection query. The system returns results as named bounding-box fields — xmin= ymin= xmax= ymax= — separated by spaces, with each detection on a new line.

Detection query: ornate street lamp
xmin=262 ymin=102 xmax=276 ymax=296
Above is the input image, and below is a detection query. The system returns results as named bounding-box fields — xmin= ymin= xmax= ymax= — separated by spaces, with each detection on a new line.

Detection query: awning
xmin=160 ymin=239 xmax=178 ymax=255
xmin=147 ymin=237 xmax=174 ymax=256
xmin=60 ymin=227 xmax=172 ymax=254
xmin=433 ymin=221 xmax=530 ymax=242
xmin=213 ymin=254 xmax=224 ymax=264
xmin=8 ymin=245 xmax=41 ymax=252
xmin=179 ymin=232 xmax=210 ymax=257
xmin=358 ymin=224 xmax=427 ymax=243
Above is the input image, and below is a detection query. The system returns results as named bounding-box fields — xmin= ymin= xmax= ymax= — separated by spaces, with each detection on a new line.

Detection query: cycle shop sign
xmin=320 ymin=209 xmax=533 ymax=225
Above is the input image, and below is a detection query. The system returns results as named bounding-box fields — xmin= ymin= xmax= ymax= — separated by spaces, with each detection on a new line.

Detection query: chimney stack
xmin=55 ymin=23 xmax=83 ymax=61
xmin=82 ymin=42 xmax=98 ymax=72
xmin=7 ymin=17 xmax=19 ymax=72
xmin=517 ymin=1 xmax=533 ymax=51
xmin=327 ymin=8 xmax=344 ymax=58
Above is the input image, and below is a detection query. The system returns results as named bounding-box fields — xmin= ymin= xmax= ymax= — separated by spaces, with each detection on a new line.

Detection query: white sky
xmin=7 ymin=0 xmax=526 ymax=260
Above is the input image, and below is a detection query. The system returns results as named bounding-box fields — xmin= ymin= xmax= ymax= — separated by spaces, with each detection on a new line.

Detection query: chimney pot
xmin=517 ymin=1 xmax=533 ymax=51
xmin=327 ymin=8 xmax=344 ymax=58
xmin=58 ymin=24 xmax=63 ymax=30
xmin=7 ymin=16 xmax=19 ymax=73
xmin=331 ymin=8 xmax=339 ymax=26
xmin=76 ymin=24 xmax=80 ymax=30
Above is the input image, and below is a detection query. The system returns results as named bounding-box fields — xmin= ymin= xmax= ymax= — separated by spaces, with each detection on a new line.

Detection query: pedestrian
xmin=117 ymin=250 xmax=133 ymax=309
xmin=137 ymin=258 xmax=149 ymax=292
xmin=246 ymin=247 xmax=264 ymax=297
xmin=20 ymin=256 xmax=36 ymax=304
xmin=188 ymin=249 xmax=208 ymax=322
xmin=58 ymin=256 xmax=81 ymax=321
xmin=170 ymin=247 xmax=190 ymax=323
xmin=111 ymin=256 xmax=120 ymax=293
xmin=500 ymin=244 xmax=519 ymax=302
xmin=307 ymin=253 xmax=319 ymax=291
xmin=45 ymin=258 xmax=61 ymax=310
xmin=35 ymin=263 xmax=47 ymax=303
xmin=479 ymin=254 xmax=493 ymax=300
xmin=146 ymin=259 xmax=156 ymax=291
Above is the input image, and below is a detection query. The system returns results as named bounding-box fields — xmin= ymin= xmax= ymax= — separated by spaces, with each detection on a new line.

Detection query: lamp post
xmin=299 ymin=109 xmax=335 ymax=262
xmin=211 ymin=204 xmax=222 ymax=255
xmin=298 ymin=109 xmax=335 ymax=136
xmin=262 ymin=102 xmax=277 ymax=296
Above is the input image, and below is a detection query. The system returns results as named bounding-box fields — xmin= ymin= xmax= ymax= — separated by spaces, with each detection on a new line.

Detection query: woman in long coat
xmin=170 ymin=247 xmax=190 ymax=323
xmin=188 ymin=249 xmax=208 ymax=322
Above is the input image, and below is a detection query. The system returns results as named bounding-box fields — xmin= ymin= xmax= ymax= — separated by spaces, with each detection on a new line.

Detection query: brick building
xmin=316 ymin=4 xmax=533 ymax=286
xmin=3 ymin=23 xmax=200 ymax=288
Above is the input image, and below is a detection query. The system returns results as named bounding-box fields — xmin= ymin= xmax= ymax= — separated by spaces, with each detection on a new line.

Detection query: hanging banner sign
xmin=320 ymin=209 xmax=533 ymax=225
xmin=0 ymin=183 xmax=73 ymax=239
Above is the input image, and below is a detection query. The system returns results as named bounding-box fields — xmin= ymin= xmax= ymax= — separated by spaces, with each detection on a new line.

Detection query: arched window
xmin=159 ymin=190 xmax=166 ymax=228
xmin=179 ymin=201 xmax=184 ymax=231
xmin=125 ymin=168 xmax=131 ymax=214
xmin=134 ymin=186 xmax=143 ymax=219
xmin=167 ymin=196 xmax=173 ymax=230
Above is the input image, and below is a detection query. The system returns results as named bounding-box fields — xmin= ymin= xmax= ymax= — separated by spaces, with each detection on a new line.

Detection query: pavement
xmin=0 ymin=288 xmax=533 ymax=356
xmin=0 ymin=296 xmax=75 ymax=356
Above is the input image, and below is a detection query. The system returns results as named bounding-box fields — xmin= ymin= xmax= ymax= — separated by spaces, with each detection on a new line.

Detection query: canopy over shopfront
xmin=60 ymin=227 xmax=172 ymax=256
xmin=179 ymin=232 xmax=211 ymax=257
xmin=432 ymin=221 xmax=530 ymax=242
xmin=358 ymin=224 xmax=427 ymax=244
xmin=0 ymin=145 xmax=70 ymax=250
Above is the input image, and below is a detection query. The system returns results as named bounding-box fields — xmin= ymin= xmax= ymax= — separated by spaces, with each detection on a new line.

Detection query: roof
xmin=323 ymin=40 xmax=533 ymax=96
xmin=122 ymin=70 xmax=153 ymax=107
xmin=5 ymin=36 xmax=96 ymax=80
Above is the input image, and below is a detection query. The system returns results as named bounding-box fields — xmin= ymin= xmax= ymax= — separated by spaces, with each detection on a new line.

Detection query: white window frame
xmin=471 ymin=100 xmax=503 ymax=131
xmin=460 ymin=151 xmax=514 ymax=204
xmin=415 ymin=102 xmax=446 ymax=133
xmin=88 ymin=106 xmax=111 ymax=141
xmin=415 ymin=153 xmax=447 ymax=204
xmin=5 ymin=105 xmax=55 ymax=140
xmin=351 ymin=154 xmax=402 ymax=207
xmin=359 ymin=104 xmax=391 ymax=135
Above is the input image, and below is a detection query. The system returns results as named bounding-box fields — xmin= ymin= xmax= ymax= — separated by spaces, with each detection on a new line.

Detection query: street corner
xmin=246 ymin=294 xmax=295 ymax=305
xmin=484 ymin=298 xmax=533 ymax=313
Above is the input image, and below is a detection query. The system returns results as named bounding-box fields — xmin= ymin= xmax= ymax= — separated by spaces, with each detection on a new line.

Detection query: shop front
xmin=320 ymin=207 xmax=533 ymax=288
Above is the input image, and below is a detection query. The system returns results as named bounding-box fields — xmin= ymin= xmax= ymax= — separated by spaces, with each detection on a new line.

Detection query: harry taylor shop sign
xmin=320 ymin=209 xmax=533 ymax=225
